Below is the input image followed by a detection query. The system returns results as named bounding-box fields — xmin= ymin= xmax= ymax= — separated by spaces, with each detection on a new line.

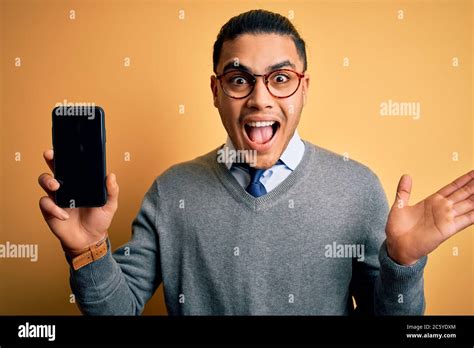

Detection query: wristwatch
xmin=65 ymin=234 xmax=109 ymax=271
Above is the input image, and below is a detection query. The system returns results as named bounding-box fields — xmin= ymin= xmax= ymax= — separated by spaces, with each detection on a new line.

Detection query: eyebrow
xmin=221 ymin=59 xmax=297 ymax=74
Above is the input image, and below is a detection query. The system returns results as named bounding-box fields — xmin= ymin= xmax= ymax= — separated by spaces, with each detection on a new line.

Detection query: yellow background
xmin=0 ymin=0 xmax=472 ymax=315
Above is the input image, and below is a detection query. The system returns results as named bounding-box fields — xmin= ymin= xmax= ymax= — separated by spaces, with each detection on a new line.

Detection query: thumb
xmin=394 ymin=174 xmax=412 ymax=209
xmin=104 ymin=173 xmax=119 ymax=213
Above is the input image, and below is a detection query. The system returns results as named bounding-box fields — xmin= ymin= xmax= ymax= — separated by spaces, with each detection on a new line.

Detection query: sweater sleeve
xmin=66 ymin=179 xmax=162 ymax=315
xmin=349 ymin=172 xmax=427 ymax=315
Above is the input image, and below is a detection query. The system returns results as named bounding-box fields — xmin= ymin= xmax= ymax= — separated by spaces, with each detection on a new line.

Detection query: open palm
xmin=385 ymin=170 xmax=474 ymax=265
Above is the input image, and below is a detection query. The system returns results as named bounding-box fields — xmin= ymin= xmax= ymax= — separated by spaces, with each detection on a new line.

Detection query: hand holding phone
xmin=38 ymin=149 xmax=119 ymax=252
xmin=38 ymin=106 xmax=119 ymax=252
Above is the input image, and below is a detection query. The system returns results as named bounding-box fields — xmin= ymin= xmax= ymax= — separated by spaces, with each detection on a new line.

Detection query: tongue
xmin=248 ymin=126 xmax=273 ymax=144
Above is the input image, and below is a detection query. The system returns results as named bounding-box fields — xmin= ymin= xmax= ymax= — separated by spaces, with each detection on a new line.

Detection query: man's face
xmin=211 ymin=33 xmax=310 ymax=169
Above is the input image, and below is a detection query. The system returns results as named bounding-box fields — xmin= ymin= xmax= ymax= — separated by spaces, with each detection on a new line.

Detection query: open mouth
xmin=243 ymin=120 xmax=280 ymax=145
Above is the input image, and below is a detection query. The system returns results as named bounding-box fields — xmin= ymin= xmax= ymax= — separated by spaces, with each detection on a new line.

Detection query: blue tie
xmin=246 ymin=167 xmax=267 ymax=197
xmin=234 ymin=159 xmax=284 ymax=198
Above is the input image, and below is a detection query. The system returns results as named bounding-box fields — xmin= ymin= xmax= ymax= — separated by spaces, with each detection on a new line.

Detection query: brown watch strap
xmin=69 ymin=236 xmax=109 ymax=271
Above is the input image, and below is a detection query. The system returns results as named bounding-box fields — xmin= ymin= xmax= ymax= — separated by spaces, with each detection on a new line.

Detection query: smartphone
xmin=52 ymin=105 xmax=107 ymax=208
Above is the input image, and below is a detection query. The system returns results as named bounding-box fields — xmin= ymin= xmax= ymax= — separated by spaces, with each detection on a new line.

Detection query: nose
xmin=245 ymin=76 xmax=275 ymax=110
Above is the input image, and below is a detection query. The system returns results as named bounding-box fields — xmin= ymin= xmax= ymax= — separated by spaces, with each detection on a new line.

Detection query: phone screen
xmin=52 ymin=105 xmax=107 ymax=208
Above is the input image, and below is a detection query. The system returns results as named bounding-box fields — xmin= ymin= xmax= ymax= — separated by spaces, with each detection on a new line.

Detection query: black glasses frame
xmin=216 ymin=68 xmax=305 ymax=99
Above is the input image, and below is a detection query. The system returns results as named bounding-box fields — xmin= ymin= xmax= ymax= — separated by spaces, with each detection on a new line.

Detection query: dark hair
xmin=212 ymin=9 xmax=307 ymax=74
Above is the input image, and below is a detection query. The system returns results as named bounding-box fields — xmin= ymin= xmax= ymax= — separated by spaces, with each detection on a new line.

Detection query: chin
xmin=254 ymin=150 xmax=282 ymax=169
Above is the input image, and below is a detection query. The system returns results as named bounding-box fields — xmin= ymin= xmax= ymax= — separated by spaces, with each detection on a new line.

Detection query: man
xmin=38 ymin=9 xmax=473 ymax=315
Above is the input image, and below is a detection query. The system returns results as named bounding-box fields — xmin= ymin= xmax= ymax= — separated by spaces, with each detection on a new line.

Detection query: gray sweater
xmin=68 ymin=140 xmax=427 ymax=315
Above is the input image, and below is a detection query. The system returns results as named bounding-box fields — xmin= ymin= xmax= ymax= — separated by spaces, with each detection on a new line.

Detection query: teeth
xmin=247 ymin=121 xmax=275 ymax=127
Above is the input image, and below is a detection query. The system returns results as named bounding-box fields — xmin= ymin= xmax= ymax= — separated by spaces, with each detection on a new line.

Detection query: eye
xmin=229 ymin=75 xmax=249 ymax=85
xmin=272 ymin=73 xmax=290 ymax=83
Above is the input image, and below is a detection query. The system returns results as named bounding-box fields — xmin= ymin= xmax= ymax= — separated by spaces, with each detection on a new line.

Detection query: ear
xmin=302 ymin=73 xmax=310 ymax=106
xmin=210 ymin=75 xmax=218 ymax=108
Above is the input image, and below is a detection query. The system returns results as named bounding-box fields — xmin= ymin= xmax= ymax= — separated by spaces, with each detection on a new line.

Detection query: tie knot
xmin=248 ymin=167 xmax=266 ymax=184
xmin=232 ymin=159 xmax=284 ymax=197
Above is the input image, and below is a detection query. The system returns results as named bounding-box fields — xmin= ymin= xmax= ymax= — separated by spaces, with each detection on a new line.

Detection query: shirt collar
xmin=222 ymin=129 xmax=304 ymax=171
xmin=279 ymin=129 xmax=305 ymax=170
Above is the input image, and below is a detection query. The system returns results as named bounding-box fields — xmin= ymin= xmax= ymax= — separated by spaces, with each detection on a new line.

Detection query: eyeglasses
xmin=216 ymin=69 xmax=305 ymax=99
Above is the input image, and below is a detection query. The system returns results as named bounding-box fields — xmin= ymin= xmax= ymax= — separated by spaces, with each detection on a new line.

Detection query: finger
xmin=38 ymin=172 xmax=60 ymax=197
xmin=447 ymin=179 xmax=474 ymax=204
xmin=452 ymin=194 xmax=474 ymax=217
xmin=43 ymin=149 xmax=54 ymax=172
xmin=394 ymin=174 xmax=412 ymax=208
xmin=39 ymin=196 xmax=70 ymax=221
xmin=103 ymin=173 xmax=119 ymax=214
xmin=453 ymin=210 xmax=474 ymax=233
xmin=438 ymin=169 xmax=474 ymax=197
